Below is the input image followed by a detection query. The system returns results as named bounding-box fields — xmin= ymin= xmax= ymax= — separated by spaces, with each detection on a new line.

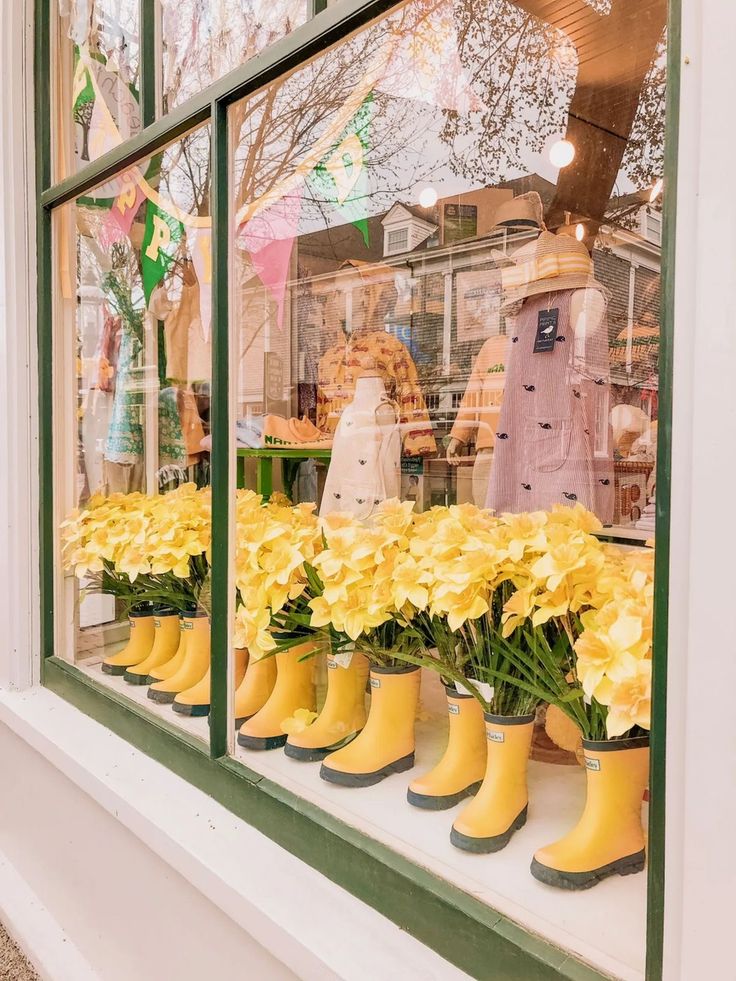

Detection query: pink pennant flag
xmin=99 ymin=175 xmax=145 ymax=249
xmin=238 ymin=190 xmax=303 ymax=328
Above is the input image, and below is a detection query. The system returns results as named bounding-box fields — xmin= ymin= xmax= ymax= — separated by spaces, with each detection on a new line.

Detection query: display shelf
xmin=236 ymin=447 xmax=332 ymax=496
xmin=77 ymin=658 xmax=210 ymax=745
xmin=233 ymin=670 xmax=647 ymax=981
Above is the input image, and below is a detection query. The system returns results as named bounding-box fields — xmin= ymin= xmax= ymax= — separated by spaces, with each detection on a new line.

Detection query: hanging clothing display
xmin=317 ymin=330 xmax=436 ymax=457
xmin=320 ymin=375 xmax=401 ymax=520
xmin=163 ymin=276 xmax=211 ymax=385
xmin=449 ymin=333 xmax=510 ymax=452
xmin=486 ymin=289 xmax=614 ymax=521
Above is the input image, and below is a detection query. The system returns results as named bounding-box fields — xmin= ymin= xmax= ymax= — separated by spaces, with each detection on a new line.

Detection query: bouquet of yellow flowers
xmin=307 ymin=501 xmax=435 ymax=667
xmin=298 ymin=499 xmax=652 ymax=740
xmin=232 ymin=491 xmax=326 ymax=659
xmin=486 ymin=505 xmax=652 ymax=739
xmin=61 ymin=483 xmax=211 ymax=612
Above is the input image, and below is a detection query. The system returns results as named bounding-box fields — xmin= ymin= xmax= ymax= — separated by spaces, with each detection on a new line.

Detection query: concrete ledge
xmin=0 ymin=850 xmax=99 ymax=981
xmin=0 ymin=686 xmax=467 ymax=981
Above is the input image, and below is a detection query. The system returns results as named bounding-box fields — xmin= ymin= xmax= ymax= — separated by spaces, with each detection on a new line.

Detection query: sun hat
xmin=496 ymin=229 xmax=608 ymax=310
xmin=490 ymin=191 xmax=544 ymax=233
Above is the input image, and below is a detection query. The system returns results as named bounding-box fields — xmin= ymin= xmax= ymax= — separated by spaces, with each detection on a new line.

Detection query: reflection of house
xmin=241 ymin=181 xmax=662 ymax=482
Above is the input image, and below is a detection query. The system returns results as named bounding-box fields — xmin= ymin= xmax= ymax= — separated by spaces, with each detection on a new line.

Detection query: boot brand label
xmin=181 ymin=622 xmax=194 ymax=630
xmin=327 ymin=659 xmax=338 ymax=669
xmin=154 ymin=619 xmax=161 ymax=627
xmin=585 ymin=757 xmax=601 ymax=771
xmin=370 ymin=678 xmax=381 ymax=689
xmin=129 ymin=620 xmax=135 ymax=628
xmin=448 ymin=704 xmax=459 ymax=715
xmin=487 ymin=731 xmax=505 ymax=743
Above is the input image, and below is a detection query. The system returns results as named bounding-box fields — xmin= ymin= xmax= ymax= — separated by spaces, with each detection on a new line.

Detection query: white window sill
xmin=0 ymin=686 xmax=468 ymax=981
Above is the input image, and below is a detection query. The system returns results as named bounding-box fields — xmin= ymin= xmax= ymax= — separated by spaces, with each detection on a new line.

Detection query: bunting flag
xmin=238 ymin=190 xmax=303 ymax=328
xmin=141 ymin=201 xmax=184 ymax=305
xmin=189 ymin=226 xmax=213 ymax=341
xmin=99 ymin=175 xmax=146 ymax=247
xmin=308 ymin=94 xmax=373 ymax=247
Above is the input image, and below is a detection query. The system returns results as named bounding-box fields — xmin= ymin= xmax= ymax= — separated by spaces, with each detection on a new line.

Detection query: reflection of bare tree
xmin=443 ymin=0 xmax=575 ymax=180
xmin=443 ymin=0 xmax=666 ymax=228
xmin=230 ymin=13 xmax=436 ymax=221
xmin=161 ymin=0 xmax=306 ymax=112
xmin=511 ymin=0 xmax=667 ymax=227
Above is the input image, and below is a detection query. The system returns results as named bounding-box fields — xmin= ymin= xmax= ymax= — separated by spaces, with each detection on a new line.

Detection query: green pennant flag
xmin=141 ymin=201 xmax=183 ymax=305
xmin=309 ymin=93 xmax=374 ymax=247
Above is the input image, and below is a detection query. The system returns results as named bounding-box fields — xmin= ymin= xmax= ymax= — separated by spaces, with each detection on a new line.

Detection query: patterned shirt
xmin=317 ymin=331 xmax=436 ymax=457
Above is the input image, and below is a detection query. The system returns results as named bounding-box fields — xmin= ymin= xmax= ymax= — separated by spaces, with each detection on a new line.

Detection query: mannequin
xmin=320 ymin=367 xmax=400 ymax=519
xmin=447 ymin=192 xmax=544 ymax=504
xmin=485 ymin=231 xmax=614 ymax=521
xmin=446 ymin=332 xmax=510 ymax=506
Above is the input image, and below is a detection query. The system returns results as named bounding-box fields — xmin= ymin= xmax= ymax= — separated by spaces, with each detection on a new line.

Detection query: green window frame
xmin=34 ymin=1 xmax=680 ymax=976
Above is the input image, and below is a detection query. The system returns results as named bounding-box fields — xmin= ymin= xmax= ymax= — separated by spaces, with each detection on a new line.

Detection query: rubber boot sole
xmin=529 ymin=849 xmax=646 ymax=890
xmin=407 ymin=780 xmax=482 ymax=811
xmin=320 ymin=752 xmax=415 ymax=788
xmin=450 ymin=805 xmax=528 ymax=853
xmin=123 ymin=671 xmax=151 ymax=685
xmin=206 ymin=716 xmax=251 ymax=729
xmin=172 ymin=702 xmax=210 ymax=717
xmin=147 ymin=688 xmax=176 ymax=705
xmin=101 ymin=663 xmax=127 ymax=676
xmin=283 ymin=730 xmax=362 ymax=763
xmin=237 ymin=731 xmax=288 ymax=751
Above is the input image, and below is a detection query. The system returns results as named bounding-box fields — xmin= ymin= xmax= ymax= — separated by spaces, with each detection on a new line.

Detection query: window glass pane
xmin=55 ymin=124 xmax=212 ymax=744
xmin=161 ymin=0 xmax=310 ymax=112
xmin=54 ymin=1 xmax=141 ymax=179
xmin=228 ymin=0 xmax=664 ymax=973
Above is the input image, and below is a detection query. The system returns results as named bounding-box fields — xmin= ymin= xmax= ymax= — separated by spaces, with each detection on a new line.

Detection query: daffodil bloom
xmin=595 ymin=660 xmax=652 ymax=737
xmin=280 ymin=708 xmax=319 ymax=735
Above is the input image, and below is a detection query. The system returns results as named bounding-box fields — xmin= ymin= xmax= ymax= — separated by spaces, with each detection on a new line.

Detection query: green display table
xmin=236 ymin=447 xmax=332 ymax=498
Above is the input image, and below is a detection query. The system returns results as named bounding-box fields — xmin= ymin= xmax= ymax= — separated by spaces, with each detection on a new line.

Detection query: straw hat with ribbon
xmin=495 ymin=229 xmax=608 ymax=310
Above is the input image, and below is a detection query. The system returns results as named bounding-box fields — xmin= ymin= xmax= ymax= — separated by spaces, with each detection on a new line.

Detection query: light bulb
xmin=549 ymin=139 xmax=575 ymax=168
xmin=649 ymin=178 xmax=664 ymax=203
xmin=418 ymin=186 xmax=438 ymax=208
xmin=575 ymin=223 xmax=585 ymax=241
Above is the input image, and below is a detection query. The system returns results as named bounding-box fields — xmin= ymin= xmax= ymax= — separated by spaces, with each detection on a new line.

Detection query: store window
xmin=47 ymin=0 xmax=670 ymax=975
xmin=227 ymin=0 xmax=665 ymax=974
xmin=55 ymin=124 xmax=212 ymax=741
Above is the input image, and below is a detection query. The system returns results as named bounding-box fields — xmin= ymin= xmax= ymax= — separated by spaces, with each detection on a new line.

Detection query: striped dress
xmin=485 ymin=289 xmax=614 ymax=522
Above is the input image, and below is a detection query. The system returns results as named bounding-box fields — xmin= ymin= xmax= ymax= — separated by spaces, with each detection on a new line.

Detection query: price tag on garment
xmin=533 ymin=308 xmax=559 ymax=353
xmin=331 ymin=644 xmax=354 ymax=669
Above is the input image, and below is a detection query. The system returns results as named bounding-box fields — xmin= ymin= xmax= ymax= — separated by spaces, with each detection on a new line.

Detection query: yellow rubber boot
xmin=451 ymin=712 xmax=535 ymax=853
xmin=233 ymin=653 xmax=276 ymax=727
xmin=237 ymin=644 xmax=317 ymax=750
xmin=148 ymin=614 xmax=210 ymax=705
xmin=407 ymin=686 xmax=487 ymax=810
xmin=102 ymin=610 xmax=155 ymax=676
xmin=320 ymin=665 xmax=420 ymax=788
xmin=124 ymin=611 xmax=180 ymax=685
xmin=285 ymin=652 xmax=370 ymax=762
xmin=174 ymin=649 xmax=248 ymax=718
xmin=147 ymin=617 xmax=188 ymax=683
xmin=531 ymin=736 xmax=649 ymax=889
